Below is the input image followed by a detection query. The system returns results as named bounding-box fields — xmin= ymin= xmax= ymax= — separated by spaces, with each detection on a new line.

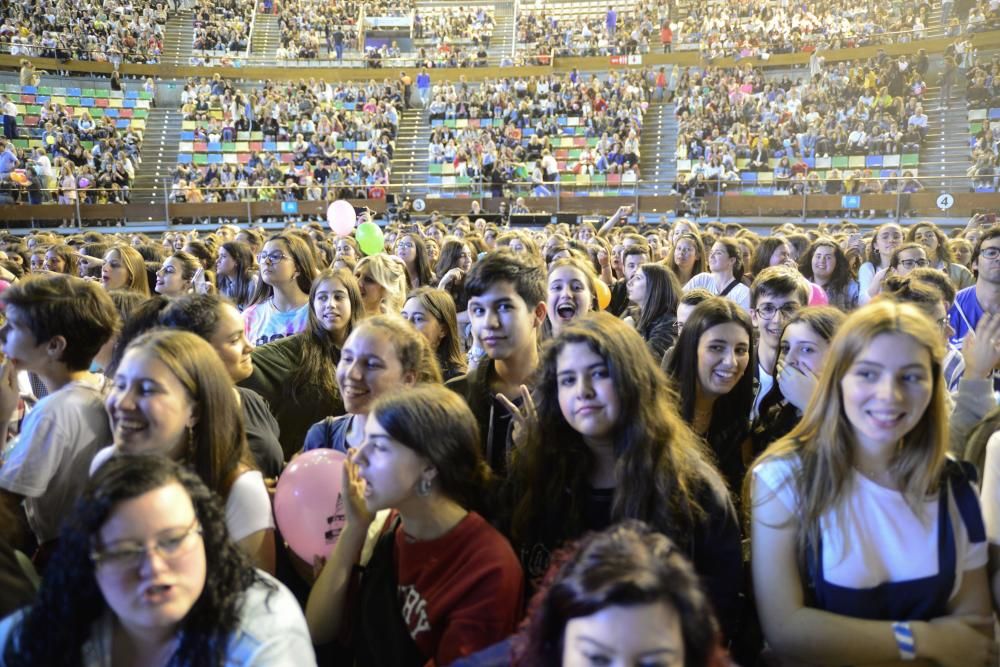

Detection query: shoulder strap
xmin=945 ymin=459 xmax=987 ymax=544
xmin=719 ymin=279 xmax=740 ymax=298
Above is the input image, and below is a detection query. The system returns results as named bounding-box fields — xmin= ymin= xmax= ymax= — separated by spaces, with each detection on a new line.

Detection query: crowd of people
xmin=0 ymin=0 xmax=168 ymax=64
xmin=171 ymin=76 xmax=399 ymax=202
xmin=0 ymin=106 xmax=142 ymax=206
xmin=192 ymin=0 xmax=252 ymax=53
xmin=275 ymin=0 xmax=360 ymax=61
xmin=516 ymin=0 xmax=667 ymax=58
xmin=0 ymin=210 xmax=997 ymax=666
xmin=672 ymin=56 xmax=931 ymax=200
xmin=413 ymin=5 xmax=495 ymax=49
xmin=674 ymin=0 xmax=936 ymax=59
xmin=427 ymin=70 xmax=648 ymax=194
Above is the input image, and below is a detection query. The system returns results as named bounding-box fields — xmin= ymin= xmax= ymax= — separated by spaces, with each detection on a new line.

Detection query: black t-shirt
xmin=237 ymin=386 xmax=284 ymax=478
xmin=239 ymin=334 xmax=345 ymax=460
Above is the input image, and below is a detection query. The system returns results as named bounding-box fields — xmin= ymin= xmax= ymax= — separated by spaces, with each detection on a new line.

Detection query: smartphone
xmin=984 ymin=213 xmax=997 ymax=225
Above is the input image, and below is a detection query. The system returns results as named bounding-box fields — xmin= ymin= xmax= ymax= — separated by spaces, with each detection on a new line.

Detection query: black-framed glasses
xmin=898 ymin=258 xmax=930 ymax=270
xmin=91 ymin=519 xmax=202 ymax=572
xmin=258 ymin=251 xmax=290 ymax=265
xmin=755 ymin=303 xmax=800 ymax=320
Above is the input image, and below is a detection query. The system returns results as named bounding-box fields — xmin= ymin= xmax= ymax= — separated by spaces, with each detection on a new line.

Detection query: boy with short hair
xmin=608 ymin=236 xmax=650 ymax=317
xmin=749 ymin=266 xmax=809 ymax=420
xmin=0 ymin=275 xmax=117 ymax=561
xmin=447 ymin=251 xmax=547 ymax=476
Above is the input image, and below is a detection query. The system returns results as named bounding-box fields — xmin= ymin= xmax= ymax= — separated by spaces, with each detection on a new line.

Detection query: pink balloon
xmin=326 ymin=200 xmax=357 ymax=237
xmin=273 ymin=449 xmax=347 ymax=563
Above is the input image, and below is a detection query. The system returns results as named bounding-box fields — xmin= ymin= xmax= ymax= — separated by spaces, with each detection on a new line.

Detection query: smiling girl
xmin=545 ymin=257 xmax=597 ymax=337
xmin=663 ymin=297 xmax=755 ymax=507
xmin=749 ymin=301 xmax=993 ymax=667
xmin=503 ymin=312 xmax=742 ymax=640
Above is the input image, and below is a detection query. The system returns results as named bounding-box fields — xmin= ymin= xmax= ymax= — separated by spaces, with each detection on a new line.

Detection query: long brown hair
xmin=125 ymin=330 xmax=252 ymax=497
xmin=747 ymin=301 xmax=949 ymax=557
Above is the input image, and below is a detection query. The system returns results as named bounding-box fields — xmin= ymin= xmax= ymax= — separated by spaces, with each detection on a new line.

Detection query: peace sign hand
xmin=495 ymin=384 xmax=537 ymax=449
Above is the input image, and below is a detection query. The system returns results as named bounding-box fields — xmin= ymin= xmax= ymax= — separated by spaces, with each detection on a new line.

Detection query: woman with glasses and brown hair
xmin=0 ymin=455 xmax=315 ymax=667
xmin=243 ymin=234 xmax=319 ymax=347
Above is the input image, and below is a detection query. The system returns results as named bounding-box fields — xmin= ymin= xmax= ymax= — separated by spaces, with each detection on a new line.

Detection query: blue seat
xmin=803 ymin=157 xmax=815 ymax=168
xmin=740 ymin=172 xmax=757 ymax=183
xmin=207 ymin=141 xmax=222 ymax=152
xmin=523 ymin=127 xmax=534 ymax=136
xmin=115 ymin=119 xmax=129 ymax=129
xmin=557 ymin=117 xmax=568 ymax=125
xmin=263 ymin=141 xmax=277 ymax=151
xmin=103 ymin=109 xmax=118 ymax=118
xmin=181 ymin=131 xmax=195 ymax=141
xmin=21 ymin=86 xmax=36 ymax=95
xmin=125 ymin=90 xmax=139 ymax=99
xmin=178 ymin=154 xmax=192 ymax=164
xmin=66 ymin=87 xmax=82 ymax=96
xmin=989 ymin=108 xmax=1000 ymax=120
xmin=79 ymin=98 xmax=94 ymax=107
xmin=35 ymin=95 xmax=49 ymax=104
xmin=207 ymin=153 xmax=223 ymax=164
xmin=976 ymin=185 xmax=997 ymax=193
xmin=123 ymin=100 xmax=136 ymax=108
xmin=866 ymin=156 xmax=884 ymax=168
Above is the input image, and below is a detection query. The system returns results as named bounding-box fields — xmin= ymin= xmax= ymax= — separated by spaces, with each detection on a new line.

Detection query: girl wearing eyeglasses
xmin=394 ymin=233 xmax=435 ymax=289
xmin=907 ymin=222 xmax=975 ymax=290
xmin=0 ymin=455 xmax=316 ymax=667
xmin=867 ymin=243 xmax=930 ymax=301
xmin=243 ymin=234 xmax=319 ymax=348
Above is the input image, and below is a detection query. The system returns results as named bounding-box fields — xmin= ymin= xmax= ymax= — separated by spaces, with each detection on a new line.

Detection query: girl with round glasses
xmin=0 ymin=455 xmax=315 ymax=667
xmin=243 ymin=234 xmax=318 ymax=348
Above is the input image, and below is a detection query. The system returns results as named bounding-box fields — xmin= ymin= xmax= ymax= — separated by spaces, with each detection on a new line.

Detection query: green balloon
xmin=356 ymin=221 xmax=385 ymax=256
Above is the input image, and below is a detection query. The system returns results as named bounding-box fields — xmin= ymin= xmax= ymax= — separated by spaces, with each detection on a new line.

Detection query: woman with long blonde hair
xmin=748 ymin=301 xmax=993 ymax=667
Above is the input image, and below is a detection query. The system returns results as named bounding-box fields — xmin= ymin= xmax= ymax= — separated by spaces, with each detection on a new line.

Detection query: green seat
xmin=429 ymin=163 xmax=443 ymax=174
xmin=832 ymin=156 xmax=849 ymax=169
xmin=222 ymin=142 xmax=237 ymax=152
xmin=193 ymin=154 xmax=208 ymax=166
xmin=901 ymin=154 xmax=919 ymax=167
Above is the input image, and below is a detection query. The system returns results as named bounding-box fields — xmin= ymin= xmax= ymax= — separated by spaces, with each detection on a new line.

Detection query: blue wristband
xmin=892 ymin=621 xmax=916 ymax=661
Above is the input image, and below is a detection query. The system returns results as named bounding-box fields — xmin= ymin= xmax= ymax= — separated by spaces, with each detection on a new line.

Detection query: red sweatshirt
xmin=393 ymin=511 xmax=525 ymax=666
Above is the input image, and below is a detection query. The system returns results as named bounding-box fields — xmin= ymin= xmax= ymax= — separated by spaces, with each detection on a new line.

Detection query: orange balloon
xmin=595 ymin=279 xmax=611 ymax=310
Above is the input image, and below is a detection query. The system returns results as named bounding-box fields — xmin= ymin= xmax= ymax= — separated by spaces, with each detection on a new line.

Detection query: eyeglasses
xmin=981 ymin=247 xmax=1000 ymax=260
xmin=91 ymin=519 xmax=202 ymax=572
xmin=396 ymin=241 xmax=415 ymax=250
xmin=755 ymin=303 xmax=801 ymax=320
xmin=258 ymin=251 xmax=290 ymax=264
xmin=898 ymin=258 xmax=930 ymax=269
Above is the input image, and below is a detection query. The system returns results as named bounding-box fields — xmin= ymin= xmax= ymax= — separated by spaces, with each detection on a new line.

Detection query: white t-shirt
xmin=90 ymin=447 xmax=274 ymax=542
xmin=242 ymin=300 xmax=310 ymax=348
xmin=0 ymin=571 xmax=317 ymax=666
xmin=755 ymin=455 xmax=986 ymax=597
xmin=978 ymin=431 xmax=1000 ymax=545
xmin=683 ymin=272 xmax=751 ymax=312
xmin=0 ymin=378 xmax=111 ymax=543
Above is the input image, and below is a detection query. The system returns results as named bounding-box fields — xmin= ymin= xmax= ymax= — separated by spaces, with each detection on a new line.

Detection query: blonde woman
xmin=354 ymin=254 xmax=407 ymax=315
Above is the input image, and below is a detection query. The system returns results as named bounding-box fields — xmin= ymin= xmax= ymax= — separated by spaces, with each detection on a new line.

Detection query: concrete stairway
xmin=161 ymin=10 xmax=195 ymax=65
xmin=638 ymin=100 xmax=676 ymax=195
xmin=389 ymin=108 xmax=433 ymax=197
xmin=489 ymin=0 xmax=516 ymax=64
xmin=919 ymin=79 xmax=969 ymax=194
xmin=251 ymin=12 xmax=282 ymax=58
xmin=132 ymin=109 xmax=183 ymax=204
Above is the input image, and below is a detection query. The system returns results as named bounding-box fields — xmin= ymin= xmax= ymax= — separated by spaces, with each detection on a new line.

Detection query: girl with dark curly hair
xmin=516 ymin=521 xmax=729 ymax=667
xmin=0 ymin=455 xmax=315 ymax=667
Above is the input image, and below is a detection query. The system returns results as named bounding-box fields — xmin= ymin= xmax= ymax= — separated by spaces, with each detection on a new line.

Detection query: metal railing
xmin=0 ymin=171 xmax=996 ymax=228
